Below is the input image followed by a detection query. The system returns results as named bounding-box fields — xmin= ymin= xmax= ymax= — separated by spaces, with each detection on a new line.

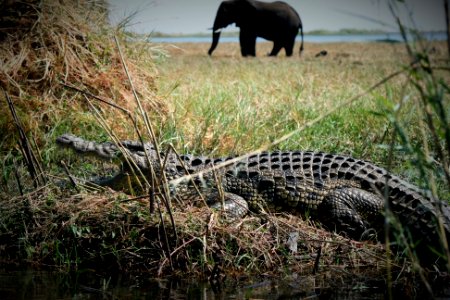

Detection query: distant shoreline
xmin=148 ymin=29 xmax=446 ymax=39
xmin=147 ymin=31 xmax=447 ymax=44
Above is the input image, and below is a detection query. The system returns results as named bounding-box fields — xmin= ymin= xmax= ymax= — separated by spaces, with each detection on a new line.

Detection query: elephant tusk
xmin=213 ymin=28 xmax=222 ymax=33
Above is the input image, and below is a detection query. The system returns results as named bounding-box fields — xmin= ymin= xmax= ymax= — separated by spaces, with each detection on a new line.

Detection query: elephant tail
xmin=299 ymin=24 xmax=304 ymax=55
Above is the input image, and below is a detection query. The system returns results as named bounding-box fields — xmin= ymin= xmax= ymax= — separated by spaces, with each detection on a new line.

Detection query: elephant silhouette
xmin=208 ymin=0 xmax=304 ymax=57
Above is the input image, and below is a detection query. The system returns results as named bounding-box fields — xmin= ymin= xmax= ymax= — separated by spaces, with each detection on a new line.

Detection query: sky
xmin=108 ymin=0 xmax=447 ymax=35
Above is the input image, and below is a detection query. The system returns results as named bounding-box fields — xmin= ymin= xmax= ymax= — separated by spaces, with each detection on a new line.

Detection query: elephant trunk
xmin=208 ymin=3 xmax=230 ymax=56
xmin=208 ymin=29 xmax=221 ymax=56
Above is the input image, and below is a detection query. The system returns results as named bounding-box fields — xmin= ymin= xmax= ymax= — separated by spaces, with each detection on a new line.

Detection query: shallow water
xmin=0 ymin=269 xmax=448 ymax=299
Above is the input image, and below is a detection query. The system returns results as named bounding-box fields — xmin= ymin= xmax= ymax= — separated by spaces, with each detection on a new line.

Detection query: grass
xmin=156 ymin=41 xmax=448 ymax=194
xmin=0 ymin=0 xmax=449 ymax=296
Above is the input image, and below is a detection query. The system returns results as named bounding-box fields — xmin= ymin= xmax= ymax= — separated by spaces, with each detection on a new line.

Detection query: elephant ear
xmin=213 ymin=2 xmax=231 ymax=29
xmin=233 ymin=0 xmax=256 ymax=27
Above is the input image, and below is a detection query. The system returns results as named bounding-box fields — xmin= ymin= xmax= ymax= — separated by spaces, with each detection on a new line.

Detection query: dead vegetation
xmin=0 ymin=185 xmax=392 ymax=277
xmin=0 ymin=0 xmax=166 ymax=148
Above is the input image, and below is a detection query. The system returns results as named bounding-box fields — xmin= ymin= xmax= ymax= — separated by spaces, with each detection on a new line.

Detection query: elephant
xmin=208 ymin=0 xmax=304 ymax=57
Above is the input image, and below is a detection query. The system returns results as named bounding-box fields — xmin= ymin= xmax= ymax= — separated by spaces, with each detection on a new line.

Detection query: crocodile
xmin=57 ymin=133 xmax=450 ymax=265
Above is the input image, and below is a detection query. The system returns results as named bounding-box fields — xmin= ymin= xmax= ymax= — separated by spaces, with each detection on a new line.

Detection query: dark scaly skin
xmin=57 ymin=134 xmax=450 ymax=265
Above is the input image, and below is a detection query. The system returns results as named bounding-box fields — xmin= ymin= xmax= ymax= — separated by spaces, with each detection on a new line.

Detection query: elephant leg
xmin=269 ymin=42 xmax=283 ymax=56
xmin=239 ymin=30 xmax=256 ymax=56
xmin=283 ymin=33 xmax=297 ymax=56
xmin=284 ymin=39 xmax=295 ymax=57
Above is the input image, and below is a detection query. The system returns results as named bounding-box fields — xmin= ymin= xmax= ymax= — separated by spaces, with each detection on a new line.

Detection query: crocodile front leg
xmin=317 ymin=188 xmax=385 ymax=240
xmin=207 ymin=191 xmax=249 ymax=219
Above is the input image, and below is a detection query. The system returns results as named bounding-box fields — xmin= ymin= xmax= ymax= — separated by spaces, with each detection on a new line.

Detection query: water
xmin=1 ymin=269 xmax=448 ymax=299
xmin=150 ymin=32 xmax=447 ymax=44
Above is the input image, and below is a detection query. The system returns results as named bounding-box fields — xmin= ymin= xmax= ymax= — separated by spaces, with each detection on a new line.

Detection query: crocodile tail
xmin=387 ymin=180 xmax=450 ymax=266
xmin=334 ymin=154 xmax=450 ymax=265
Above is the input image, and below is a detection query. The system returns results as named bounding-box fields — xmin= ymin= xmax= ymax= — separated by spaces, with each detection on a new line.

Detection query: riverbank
xmin=0 ymin=1 xmax=449 ymax=297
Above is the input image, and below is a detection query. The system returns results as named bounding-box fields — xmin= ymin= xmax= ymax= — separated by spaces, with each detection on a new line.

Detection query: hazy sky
xmin=108 ymin=0 xmax=446 ymax=34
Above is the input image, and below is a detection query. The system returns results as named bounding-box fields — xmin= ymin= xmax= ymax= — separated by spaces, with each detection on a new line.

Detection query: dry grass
xmin=0 ymin=0 xmax=166 ymax=148
xmin=1 ymin=186 xmax=391 ymax=278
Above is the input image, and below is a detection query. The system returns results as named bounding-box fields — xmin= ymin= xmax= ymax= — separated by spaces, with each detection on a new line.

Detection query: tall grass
xmin=155 ymin=42 xmax=447 ymax=192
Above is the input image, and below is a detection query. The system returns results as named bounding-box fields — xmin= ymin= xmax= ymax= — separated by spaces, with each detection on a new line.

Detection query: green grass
xmin=153 ymin=42 xmax=448 ymax=194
